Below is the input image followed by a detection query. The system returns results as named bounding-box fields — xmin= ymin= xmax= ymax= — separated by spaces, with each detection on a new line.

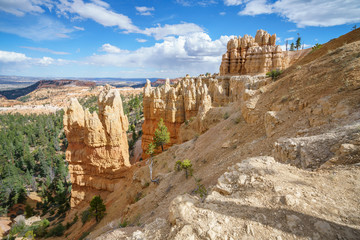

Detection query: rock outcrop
xmin=141 ymin=78 xmax=211 ymax=158
xmin=64 ymin=85 xmax=130 ymax=207
xmin=219 ymin=29 xmax=286 ymax=75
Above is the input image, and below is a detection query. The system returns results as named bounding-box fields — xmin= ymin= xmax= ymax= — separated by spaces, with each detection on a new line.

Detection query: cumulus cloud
xmin=238 ymin=0 xmax=272 ymax=15
xmin=88 ymin=33 xmax=231 ymax=76
xmin=135 ymin=6 xmax=155 ymax=16
xmin=285 ymin=37 xmax=294 ymax=41
xmin=143 ymin=23 xmax=204 ymax=40
xmin=0 ymin=49 xmax=71 ymax=66
xmin=232 ymin=0 xmax=360 ymax=27
xmin=0 ymin=50 xmax=29 ymax=62
xmin=99 ymin=43 xmax=129 ymax=54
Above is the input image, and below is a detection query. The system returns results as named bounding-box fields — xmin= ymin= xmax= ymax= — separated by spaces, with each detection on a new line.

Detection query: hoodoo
xmin=63 ymin=85 xmax=130 ymax=207
xmin=219 ymin=29 xmax=286 ymax=75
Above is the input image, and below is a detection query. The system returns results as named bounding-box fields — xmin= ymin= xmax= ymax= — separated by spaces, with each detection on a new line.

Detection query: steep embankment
xmin=0 ymin=79 xmax=95 ymax=100
xmin=63 ymin=29 xmax=360 ymax=239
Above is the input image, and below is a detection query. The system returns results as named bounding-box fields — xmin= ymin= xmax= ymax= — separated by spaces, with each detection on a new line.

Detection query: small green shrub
xmin=194 ymin=178 xmax=208 ymax=201
xmin=81 ymin=209 xmax=91 ymax=225
xmin=174 ymin=159 xmax=193 ymax=179
xmin=311 ymin=43 xmax=322 ymax=52
xmin=119 ymin=219 xmax=128 ymax=228
xmin=223 ymin=112 xmax=229 ymax=120
xmin=25 ymin=204 xmax=34 ymax=218
xmin=266 ymin=69 xmax=282 ymax=80
xmin=46 ymin=223 xmax=65 ymax=237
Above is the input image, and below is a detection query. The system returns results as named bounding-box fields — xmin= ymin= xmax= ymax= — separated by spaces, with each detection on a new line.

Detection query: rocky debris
xmin=273 ymin=122 xmax=360 ymax=169
xmin=64 ymin=85 xmax=130 ymax=206
xmin=219 ymin=30 xmax=285 ymax=75
xmin=141 ymin=78 xmax=211 ymax=158
xmin=103 ymin=156 xmax=360 ymax=239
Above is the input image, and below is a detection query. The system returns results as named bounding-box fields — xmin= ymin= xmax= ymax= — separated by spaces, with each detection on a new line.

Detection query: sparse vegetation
xmin=175 ymin=159 xmax=193 ymax=179
xmin=223 ymin=112 xmax=229 ymax=119
xmin=311 ymin=43 xmax=322 ymax=52
xmin=119 ymin=219 xmax=128 ymax=228
xmin=81 ymin=209 xmax=91 ymax=225
xmin=266 ymin=69 xmax=282 ymax=80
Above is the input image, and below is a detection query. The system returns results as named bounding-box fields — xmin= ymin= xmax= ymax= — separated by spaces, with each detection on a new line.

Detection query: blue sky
xmin=0 ymin=0 xmax=359 ymax=78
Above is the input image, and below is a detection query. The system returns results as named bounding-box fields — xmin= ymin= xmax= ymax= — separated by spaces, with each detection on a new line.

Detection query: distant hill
xmin=0 ymin=79 xmax=95 ymax=100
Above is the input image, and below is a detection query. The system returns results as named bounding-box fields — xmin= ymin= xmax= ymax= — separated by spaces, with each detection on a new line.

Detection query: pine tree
xmin=89 ymin=196 xmax=106 ymax=222
xmin=290 ymin=42 xmax=295 ymax=51
xmin=153 ymin=118 xmax=170 ymax=152
xmin=296 ymin=36 xmax=301 ymax=51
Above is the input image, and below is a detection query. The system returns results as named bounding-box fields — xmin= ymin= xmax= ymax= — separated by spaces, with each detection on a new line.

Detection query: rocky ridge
xmin=64 ymin=85 xmax=130 ymax=206
xmin=63 ymin=29 xmax=360 ymax=240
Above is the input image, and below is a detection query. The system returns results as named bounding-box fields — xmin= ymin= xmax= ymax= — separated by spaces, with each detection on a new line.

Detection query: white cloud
xmin=224 ymin=0 xmax=244 ymax=6
xmin=276 ymin=37 xmax=281 ymax=42
xmin=219 ymin=11 xmax=226 ymax=15
xmin=21 ymin=46 xmax=70 ymax=55
xmin=232 ymin=0 xmax=360 ymax=27
xmin=0 ymin=16 xmax=73 ymax=41
xmin=0 ymin=0 xmax=50 ymax=16
xmin=88 ymin=33 xmax=231 ymax=76
xmin=135 ymin=6 xmax=155 ymax=16
xmin=0 ymin=50 xmax=29 ymax=63
xmin=285 ymin=37 xmax=294 ymax=41
xmin=238 ymin=0 xmax=272 ymax=15
xmin=288 ymin=29 xmax=297 ymax=32
xmin=136 ymin=38 xmax=147 ymax=43
xmin=0 ymin=49 xmax=71 ymax=66
xmin=99 ymin=43 xmax=128 ymax=54
xmin=56 ymin=0 xmax=140 ymax=33
xmin=74 ymin=26 xmax=84 ymax=31
xmin=176 ymin=0 xmax=218 ymax=7
xmin=143 ymin=23 xmax=204 ymax=40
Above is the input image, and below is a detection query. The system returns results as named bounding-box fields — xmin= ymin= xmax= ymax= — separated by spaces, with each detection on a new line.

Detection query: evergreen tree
xmin=89 ymin=196 xmax=106 ymax=222
xmin=296 ymin=35 xmax=301 ymax=51
xmin=153 ymin=118 xmax=170 ymax=152
xmin=290 ymin=42 xmax=295 ymax=51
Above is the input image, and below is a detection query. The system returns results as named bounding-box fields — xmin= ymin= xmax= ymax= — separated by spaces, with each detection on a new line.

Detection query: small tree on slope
xmin=153 ymin=118 xmax=170 ymax=152
xmin=89 ymin=196 xmax=106 ymax=222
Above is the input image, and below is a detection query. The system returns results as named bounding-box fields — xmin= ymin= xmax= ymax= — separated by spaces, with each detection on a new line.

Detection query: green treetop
xmin=153 ymin=118 xmax=170 ymax=152
xmin=89 ymin=196 xmax=106 ymax=222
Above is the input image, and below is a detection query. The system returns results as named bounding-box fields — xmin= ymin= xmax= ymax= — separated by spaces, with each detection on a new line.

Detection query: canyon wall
xmin=219 ymin=29 xmax=286 ymax=75
xmin=64 ymin=85 xmax=130 ymax=207
xmin=141 ymin=78 xmax=211 ymax=158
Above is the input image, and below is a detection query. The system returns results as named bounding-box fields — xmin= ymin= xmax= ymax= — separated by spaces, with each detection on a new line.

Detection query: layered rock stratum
xmin=64 ymin=85 xmax=130 ymax=206
xmin=219 ymin=29 xmax=285 ymax=75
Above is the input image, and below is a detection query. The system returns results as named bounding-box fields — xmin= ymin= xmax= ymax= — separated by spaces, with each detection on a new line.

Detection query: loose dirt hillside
xmin=59 ymin=28 xmax=360 ymax=240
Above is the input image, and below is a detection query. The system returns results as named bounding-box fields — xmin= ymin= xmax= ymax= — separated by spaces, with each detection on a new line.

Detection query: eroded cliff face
xmin=64 ymin=85 xmax=130 ymax=207
xmin=219 ymin=29 xmax=286 ymax=75
xmin=141 ymin=78 xmax=211 ymax=158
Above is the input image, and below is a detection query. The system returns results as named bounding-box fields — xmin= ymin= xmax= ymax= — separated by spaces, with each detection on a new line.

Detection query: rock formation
xmin=141 ymin=78 xmax=211 ymax=158
xmin=219 ymin=29 xmax=286 ymax=75
xmin=64 ymin=85 xmax=130 ymax=207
